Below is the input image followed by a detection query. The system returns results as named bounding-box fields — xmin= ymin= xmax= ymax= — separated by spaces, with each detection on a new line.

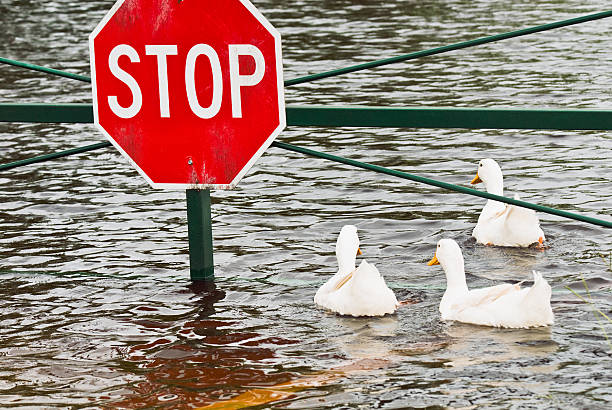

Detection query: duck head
xmin=471 ymin=158 xmax=504 ymax=196
xmin=336 ymin=225 xmax=362 ymax=274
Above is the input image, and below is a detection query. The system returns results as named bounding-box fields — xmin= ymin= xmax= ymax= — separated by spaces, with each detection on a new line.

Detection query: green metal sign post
xmin=186 ymin=189 xmax=214 ymax=281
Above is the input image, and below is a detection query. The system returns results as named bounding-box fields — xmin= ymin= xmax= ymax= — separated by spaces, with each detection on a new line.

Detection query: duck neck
xmin=440 ymin=260 xmax=468 ymax=317
xmin=481 ymin=172 xmax=505 ymax=215
xmin=484 ymin=171 xmax=504 ymax=197
xmin=442 ymin=259 xmax=468 ymax=294
xmin=337 ymin=257 xmax=356 ymax=276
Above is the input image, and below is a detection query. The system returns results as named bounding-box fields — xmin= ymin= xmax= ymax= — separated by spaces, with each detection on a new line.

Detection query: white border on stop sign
xmin=89 ymin=0 xmax=286 ymax=190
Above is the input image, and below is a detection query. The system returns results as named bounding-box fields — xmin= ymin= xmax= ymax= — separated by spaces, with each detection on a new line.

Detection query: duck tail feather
xmin=532 ymin=270 xmax=542 ymax=284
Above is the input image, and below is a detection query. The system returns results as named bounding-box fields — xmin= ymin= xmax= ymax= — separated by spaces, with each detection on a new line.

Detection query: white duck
xmin=428 ymin=239 xmax=554 ymax=328
xmin=471 ymin=158 xmax=545 ymax=247
xmin=314 ymin=225 xmax=398 ymax=317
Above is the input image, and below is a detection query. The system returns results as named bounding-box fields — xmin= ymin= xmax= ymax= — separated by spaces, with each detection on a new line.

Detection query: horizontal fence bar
xmin=1 ymin=137 xmax=609 ymax=229
xmin=2 ymin=11 xmax=611 ymax=88
xmin=0 ymin=103 xmax=94 ymax=123
xmin=286 ymin=106 xmax=612 ymax=130
xmin=270 ymin=141 xmax=612 ymax=229
xmin=2 ymin=103 xmax=612 ymax=131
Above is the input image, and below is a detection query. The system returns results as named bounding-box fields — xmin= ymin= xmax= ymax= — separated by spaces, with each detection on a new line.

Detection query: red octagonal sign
xmin=89 ymin=0 xmax=285 ymax=189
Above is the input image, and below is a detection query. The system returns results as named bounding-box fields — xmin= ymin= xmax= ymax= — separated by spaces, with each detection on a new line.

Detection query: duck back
xmin=327 ymin=260 xmax=398 ymax=317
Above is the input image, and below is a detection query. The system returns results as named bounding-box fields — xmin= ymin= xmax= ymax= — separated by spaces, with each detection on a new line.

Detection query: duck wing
xmin=505 ymin=193 xmax=539 ymax=224
xmin=477 ymin=194 xmax=544 ymax=246
xmin=451 ymin=273 xmax=553 ymax=328
xmin=451 ymin=282 xmax=521 ymax=314
xmin=327 ymin=260 xmax=397 ymax=316
xmin=314 ymin=270 xmax=354 ymax=306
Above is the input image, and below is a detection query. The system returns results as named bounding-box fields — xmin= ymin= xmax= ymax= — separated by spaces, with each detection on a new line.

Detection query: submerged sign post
xmin=89 ymin=0 xmax=285 ymax=279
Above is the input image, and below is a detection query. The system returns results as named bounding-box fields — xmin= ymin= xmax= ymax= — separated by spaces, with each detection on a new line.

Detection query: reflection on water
xmin=1 ymin=0 xmax=611 ymax=408
xmin=442 ymin=323 xmax=558 ymax=369
xmin=111 ymin=281 xmax=300 ymax=408
xmin=329 ymin=315 xmax=400 ymax=359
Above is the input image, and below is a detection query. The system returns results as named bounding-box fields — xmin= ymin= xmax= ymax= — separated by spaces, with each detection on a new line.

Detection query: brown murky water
xmin=1 ymin=0 xmax=611 ymax=408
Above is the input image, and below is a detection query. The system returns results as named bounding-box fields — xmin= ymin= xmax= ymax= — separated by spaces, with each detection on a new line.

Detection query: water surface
xmin=1 ymin=0 xmax=611 ymax=408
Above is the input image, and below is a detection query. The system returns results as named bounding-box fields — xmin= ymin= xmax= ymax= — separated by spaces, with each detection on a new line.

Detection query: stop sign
xmin=89 ymin=0 xmax=285 ymax=189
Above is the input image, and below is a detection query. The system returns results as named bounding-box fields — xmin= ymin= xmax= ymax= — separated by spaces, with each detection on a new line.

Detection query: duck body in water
xmin=428 ymin=239 xmax=554 ymax=328
xmin=471 ymin=158 xmax=545 ymax=247
xmin=314 ymin=225 xmax=398 ymax=317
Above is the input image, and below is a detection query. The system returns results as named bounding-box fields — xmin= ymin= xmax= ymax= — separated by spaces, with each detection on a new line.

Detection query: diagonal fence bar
xmin=2 ymin=10 xmax=611 ymax=87
xmin=0 ymin=142 xmax=110 ymax=171
xmin=270 ymin=141 xmax=612 ymax=229
xmin=284 ymin=9 xmax=612 ymax=86
xmin=0 ymin=136 xmax=610 ymax=229
xmin=0 ymin=57 xmax=91 ymax=83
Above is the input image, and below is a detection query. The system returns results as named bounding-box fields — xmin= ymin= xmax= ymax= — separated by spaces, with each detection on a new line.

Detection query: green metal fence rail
xmin=0 ymin=56 xmax=91 ymax=83
xmin=3 ymin=103 xmax=612 ymax=130
xmin=1 ymin=137 xmax=610 ymax=229
xmin=271 ymin=141 xmax=612 ymax=229
xmin=0 ymin=103 xmax=93 ymax=124
xmin=287 ymin=106 xmax=612 ymax=131
xmin=2 ymin=10 xmax=611 ymax=87
xmin=0 ymin=141 xmax=109 ymax=171
xmin=284 ymin=9 xmax=612 ymax=86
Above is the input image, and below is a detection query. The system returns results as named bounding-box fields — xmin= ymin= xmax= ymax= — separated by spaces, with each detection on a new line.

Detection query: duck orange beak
xmin=357 ymin=248 xmax=362 ymax=256
xmin=470 ymin=173 xmax=482 ymax=184
xmin=427 ymin=254 xmax=439 ymax=266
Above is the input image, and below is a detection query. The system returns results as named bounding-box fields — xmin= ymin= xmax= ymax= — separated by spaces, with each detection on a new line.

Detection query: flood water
xmin=1 ymin=0 xmax=611 ymax=408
